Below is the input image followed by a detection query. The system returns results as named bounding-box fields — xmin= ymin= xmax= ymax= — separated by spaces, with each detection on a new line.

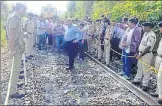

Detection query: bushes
xmin=65 ymin=1 xmax=162 ymax=51
xmin=1 ymin=22 xmax=7 ymax=47
xmin=1 ymin=1 xmax=12 ymax=48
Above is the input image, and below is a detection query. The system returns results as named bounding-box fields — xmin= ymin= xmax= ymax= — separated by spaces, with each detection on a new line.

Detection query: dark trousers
xmin=110 ymin=38 xmax=121 ymax=60
xmin=78 ymin=40 xmax=85 ymax=59
xmin=66 ymin=40 xmax=78 ymax=68
xmin=84 ymin=40 xmax=88 ymax=52
xmin=55 ymin=35 xmax=64 ymax=50
xmin=122 ymin=50 xmax=136 ymax=77
xmin=48 ymin=34 xmax=53 ymax=45
xmin=101 ymin=38 xmax=104 ymax=52
xmin=38 ymin=34 xmax=46 ymax=50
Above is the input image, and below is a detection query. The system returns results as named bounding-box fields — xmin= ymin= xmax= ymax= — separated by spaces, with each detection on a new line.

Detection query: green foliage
xmin=65 ymin=1 xmax=162 ymax=51
xmin=66 ymin=1 xmax=162 ymax=22
xmin=1 ymin=23 xmax=7 ymax=47
xmin=1 ymin=1 xmax=13 ymax=47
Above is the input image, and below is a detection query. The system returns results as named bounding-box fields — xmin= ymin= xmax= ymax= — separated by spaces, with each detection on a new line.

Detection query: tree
xmin=67 ymin=1 xmax=76 ymax=18
xmin=65 ymin=1 xmax=162 ymax=51
xmin=1 ymin=1 xmax=13 ymax=47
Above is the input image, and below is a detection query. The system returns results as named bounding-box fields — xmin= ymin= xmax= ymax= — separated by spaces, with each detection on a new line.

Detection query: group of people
xmin=80 ymin=17 xmax=162 ymax=104
xmin=5 ymin=2 xmax=162 ymax=104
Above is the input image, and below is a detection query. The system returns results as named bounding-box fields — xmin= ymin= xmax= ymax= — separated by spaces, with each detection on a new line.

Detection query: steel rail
xmin=85 ymin=52 xmax=159 ymax=105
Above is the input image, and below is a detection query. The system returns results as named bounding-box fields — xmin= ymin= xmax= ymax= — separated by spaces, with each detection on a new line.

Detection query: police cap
xmin=96 ymin=19 xmax=101 ymax=22
xmin=142 ymin=22 xmax=154 ymax=28
xmin=158 ymin=21 xmax=162 ymax=27
xmin=80 ymin=23 xmax=84 ymax=27
xmin=87 ymin=20 xmax=92 ymax=23
xmin=104 ymin=19 xmax=110 ymax=23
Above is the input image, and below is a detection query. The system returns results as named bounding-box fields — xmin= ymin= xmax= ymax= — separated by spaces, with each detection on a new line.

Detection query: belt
xmin=67 ymin=39 xmax=77 ymax=42
xmin=140 ymin=51 xmax=152 ymax=53
xmin=27 ymin=32 xmax=33 ymax=34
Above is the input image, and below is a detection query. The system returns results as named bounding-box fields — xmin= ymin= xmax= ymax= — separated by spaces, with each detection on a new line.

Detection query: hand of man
xmin=73 ymin=40 xmax=78 ymax=43
xmin=136 ymin=55 xmax=141 ymax=60
xmin=122 ymin=42 xmax=127 ymax=47
xmin=82 ymin=40 xmax=84 ymax=44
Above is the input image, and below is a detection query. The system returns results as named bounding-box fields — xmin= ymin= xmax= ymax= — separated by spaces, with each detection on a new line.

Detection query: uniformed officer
xmin=133 ymin=22 xmax=156 ymax=91
xmin=157 ymin=21 xmax=162 ymax=104
xmin=93 ymin=19 xmax=101 ymax=58
xmin=104 ymin=19 xmax=111 ymax=66
xmin=97 ymin=19 xmax=105 ymax=61
xmin=91 ymin=21 xmax=97 ymax=54
xmin=110 ymin=21 xmax=119 ymax=61
xmin=33 ymin=14 xmax=38 ymax=46
xmin=6 ymin=2 xmax=27 ymax=98
xmin=87 ymin=20 xmax=95 ymax=54
xmin=24 ymin=13 xmax=35 ymax=59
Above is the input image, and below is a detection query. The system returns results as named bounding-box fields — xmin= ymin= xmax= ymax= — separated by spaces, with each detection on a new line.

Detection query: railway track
xmin=86 ymin=53 xmax=159 ymax=105
xmin=1 ymin=46 xmax=160 ymax=105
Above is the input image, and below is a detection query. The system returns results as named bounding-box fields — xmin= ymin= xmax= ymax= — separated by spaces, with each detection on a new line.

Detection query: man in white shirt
xmin=119 ymin=17 xmax=142 ymax=80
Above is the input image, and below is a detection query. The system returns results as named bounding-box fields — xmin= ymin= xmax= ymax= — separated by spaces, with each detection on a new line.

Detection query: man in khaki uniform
xmin=150 ymin=32 xmax=162 ymax=98
xmin=97 ymin=20 xmax=105 ymax=61
xmin=133 ymin=22 xmax=156 ymax=91
xmin=33 ymin=14 xmax=38 ymax=46
xmin=154 ymin=22 xmax=162 ymax=104
xmin=93 ymin=19 xmax=101 ymax=58
xmin=97 ymin=19 xmax=105 ymax=61
xmin=87 ymin=20 xmax=95 ymax=54
xmin=6 ymin=3 xmax=26 ymax=99
xmin=104 ymin=20 xmax=112 ymax=66
xmin=24 ymin=13 xmax=35 ymax=58
xmin=91 ymin=21 xmax=97 ymax=54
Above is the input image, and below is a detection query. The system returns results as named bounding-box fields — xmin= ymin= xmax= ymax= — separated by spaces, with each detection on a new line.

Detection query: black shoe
xmin=132 ymin=81 xmax=141 ymax=86
xmin=102 ymin=61 xmax=106 ymax=64
xmin=142 ymin=86 xmax=148 ymax=92
xmin=66 ymin=67 xmax=74 ymax=70
xmin=98 ymin=59 xmax=101 ymax=61
xmin=19 ymin=75 xmax=24 ymax=79
xmin=94 ymin=56 xmax=97 ymax=58
xmin=20 ymin=71 xmax=24 ymax=74
xmin=17 ymin=83 xmax=24 ymax=88
xmin=21 ymin=60 xmax=27 ymax=63
xmin=26 ymin=56 xmax=32 ymax=60
xmin=158 ymin=99 xmax=162 ymax=104
xmin=9 ymin=92 xmax=25 ymax=99
xmin=29 ymin=55 xmax=34 ymax=57
xmin=149 ymin=92 xmax=158 ymax=97
xmin=106 ymin=64 xmax=110 ymax=67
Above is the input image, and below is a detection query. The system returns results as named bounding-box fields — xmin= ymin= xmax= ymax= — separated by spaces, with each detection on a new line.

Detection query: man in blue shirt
xmin=64 ymin=18 xmax=82 ymax=70
xmin=77 ymin=23 xmax=87 ymax=61
xmin=37 ymin=16 xmax=47 ymax=50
